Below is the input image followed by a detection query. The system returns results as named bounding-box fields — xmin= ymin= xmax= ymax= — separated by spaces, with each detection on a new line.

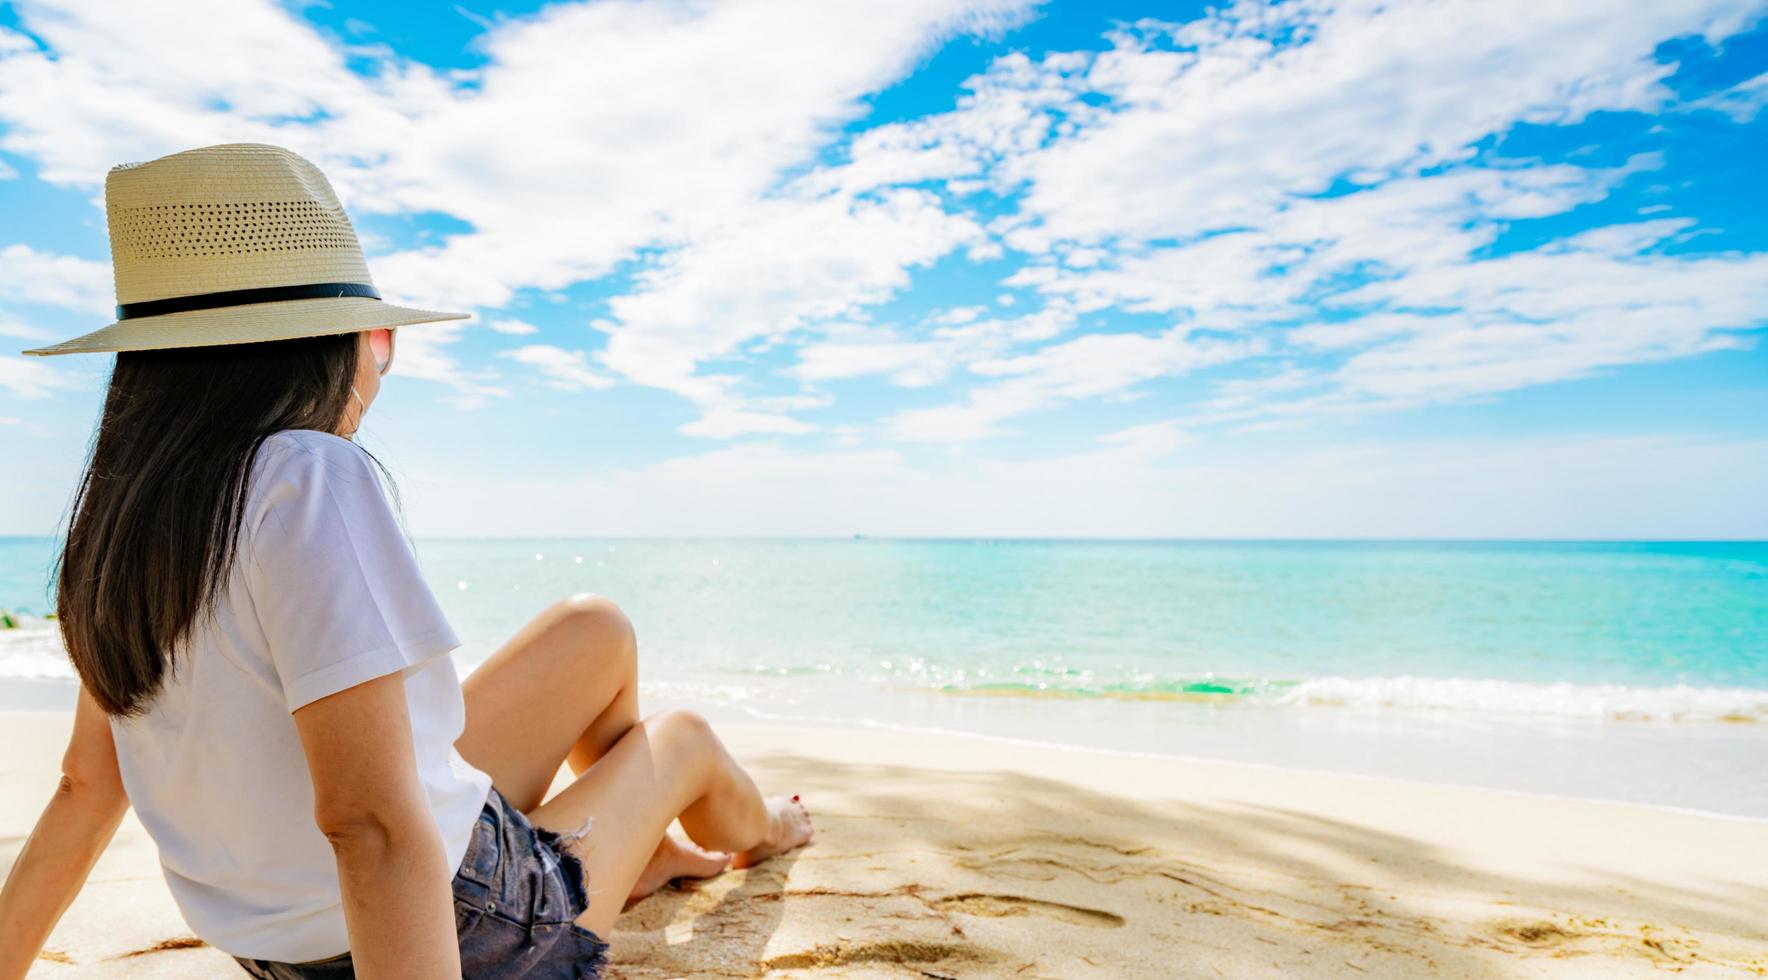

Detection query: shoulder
xmin=247 ymin=430 xmax=390 ymax=536
xmin=254 ymin=429 xmax=381 ymax=485
xmin=258 ymin=427 xmax=370 ymax=466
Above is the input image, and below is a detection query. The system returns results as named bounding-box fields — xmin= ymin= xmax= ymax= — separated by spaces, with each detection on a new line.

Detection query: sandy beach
xmin=4 ymin=710 xmax=1767 ymax=978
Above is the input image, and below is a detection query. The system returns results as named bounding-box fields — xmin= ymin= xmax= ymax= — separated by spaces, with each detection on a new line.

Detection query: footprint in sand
xmin=932 ymin=891 xmax=1126 ymax=928
xmin=1488 ymin=918 xmax=1579 ymax=949
xmin=762 ymin=938 xmax=981 ymax=970
xmin=116 ymin=937 xmax=208 ymax=959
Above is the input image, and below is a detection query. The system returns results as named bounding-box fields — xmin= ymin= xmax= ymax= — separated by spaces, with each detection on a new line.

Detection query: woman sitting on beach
xmin=0 ymin=143 xmax=812 ymax=979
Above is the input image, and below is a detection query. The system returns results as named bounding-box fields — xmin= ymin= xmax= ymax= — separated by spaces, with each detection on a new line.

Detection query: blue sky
xmin=1 ymin=0 xmax=1766 ymax=537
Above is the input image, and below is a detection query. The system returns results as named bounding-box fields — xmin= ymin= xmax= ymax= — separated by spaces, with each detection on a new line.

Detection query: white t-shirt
xmin=108 ymin=428 xmax=494 ymax=962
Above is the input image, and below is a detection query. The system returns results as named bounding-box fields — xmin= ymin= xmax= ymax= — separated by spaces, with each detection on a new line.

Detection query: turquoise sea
xmin=4 ymin=538 xmax=1766 ymax=816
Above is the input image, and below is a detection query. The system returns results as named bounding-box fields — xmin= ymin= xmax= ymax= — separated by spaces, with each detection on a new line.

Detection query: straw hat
xmin=21 ymin=142 xmax=468 ymax=356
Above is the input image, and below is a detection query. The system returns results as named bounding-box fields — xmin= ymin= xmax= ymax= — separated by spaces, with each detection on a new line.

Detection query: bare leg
xmin=456 ymin=595 xmax=738 ymax=902
xmin=457 ymin=594 xmax=642 ymax=812
xmin=529 ymin=708 xmax=813 ymax=937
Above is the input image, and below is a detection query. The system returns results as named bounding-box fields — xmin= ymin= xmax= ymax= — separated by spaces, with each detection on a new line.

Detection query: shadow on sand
xmin=602 ymin=752 xmax=1768 ymax=979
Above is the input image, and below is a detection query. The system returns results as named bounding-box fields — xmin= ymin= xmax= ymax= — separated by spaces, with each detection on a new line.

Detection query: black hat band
xmin=117 ymin=282 xmax=381 ymax=320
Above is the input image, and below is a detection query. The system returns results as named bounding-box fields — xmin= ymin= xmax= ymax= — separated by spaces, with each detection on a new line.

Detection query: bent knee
xmin=649 ymin=707 xmax=715 ymax=745
xmin=549 ymin=592 xmax=636 ymax=650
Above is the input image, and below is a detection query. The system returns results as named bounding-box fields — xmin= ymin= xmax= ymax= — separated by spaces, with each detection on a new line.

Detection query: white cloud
xmin=1007 ymin=160 xmax=1768 ymax=422
xmin=679 ymin=407 xmax=818 ymax=439
xmin=791 ymin=305 xmax=1076 ymax=389
xmin=1098 ymin=418 xmax=1188 ymax=459
xmin=407 ymin=433 xmax=1768 ymax=539
xmin=391 ymin=319 xmax=509 ymax=409
xmin=0 ymin=0 xmax=1039 ymax=429
xmin=1022 ymin=163 xmax=1634 ymax=322
xmin=1318 ymin=221 xmax=1768 ymax=404
xmin=0 ymin=355 xmax=76 ymax=398
xmin=1687 ymin=69 xmax=1768 ymax=122
xmin=0 ymin=0 xmax=379 ymax=185
xmin=1 ymin=0 xmax=1764 ymax=462
xmin=1000 ymin=0 xmax=1756 ymax=249
xmin=888 ymin=327 xmax=1257 ymax=442
xmin=498 ymin=343 xmax=613 ymax=390
xmin=0 ymin=316 xmax=52 ymax=341
xmin=599 ymin=187 xmax=983 ymax=421
xmin=812 ymin=0 xmax=1768 ymax=437
xmin=0 ymin=244 xmax=112 ymax=314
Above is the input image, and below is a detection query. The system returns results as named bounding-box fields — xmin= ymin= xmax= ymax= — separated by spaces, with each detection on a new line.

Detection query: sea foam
xmin=6 ymin=621 xmax=1766 ymax=723
xmin=0 ymin=622 xmax=72 ymax=680
xmin=929 ymin=673 xmax=1768 ymax=722
xmin=1277 ymin=675 xmax=1768 ymax=723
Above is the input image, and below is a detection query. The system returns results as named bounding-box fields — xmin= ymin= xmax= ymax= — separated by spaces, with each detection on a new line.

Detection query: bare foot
xmin=730 ymin=794 xmax=813 ymax=870
xmin=625 ymin=835 xmax=732 ymax=906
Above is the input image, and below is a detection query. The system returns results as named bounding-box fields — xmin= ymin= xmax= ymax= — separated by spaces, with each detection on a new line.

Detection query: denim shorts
xmin=234 ymin=785 xmax=610 ymax=979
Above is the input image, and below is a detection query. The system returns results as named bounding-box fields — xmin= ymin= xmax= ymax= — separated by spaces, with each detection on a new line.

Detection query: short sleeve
xmin=244 ymin=433 xmax=460 ymax=714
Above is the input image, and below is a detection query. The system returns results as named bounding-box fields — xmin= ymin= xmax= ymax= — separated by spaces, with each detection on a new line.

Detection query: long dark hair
xmin=55 ymin=332 xmax=387 ymax=717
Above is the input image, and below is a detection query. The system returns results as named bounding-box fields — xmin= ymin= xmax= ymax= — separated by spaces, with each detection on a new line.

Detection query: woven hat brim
xmin=20 ymin=296 xmax=471 ymax=356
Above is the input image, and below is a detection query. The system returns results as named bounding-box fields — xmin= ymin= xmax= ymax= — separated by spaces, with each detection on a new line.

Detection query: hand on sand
xmin=730 ymin=794 xmax=813 ymax=870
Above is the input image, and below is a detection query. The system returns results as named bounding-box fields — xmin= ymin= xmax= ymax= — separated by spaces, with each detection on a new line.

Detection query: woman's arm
xmin=0 ymin=684 xmax=131 ymax=980
xmin=293 ymin=670 xmax=461 ymax=979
